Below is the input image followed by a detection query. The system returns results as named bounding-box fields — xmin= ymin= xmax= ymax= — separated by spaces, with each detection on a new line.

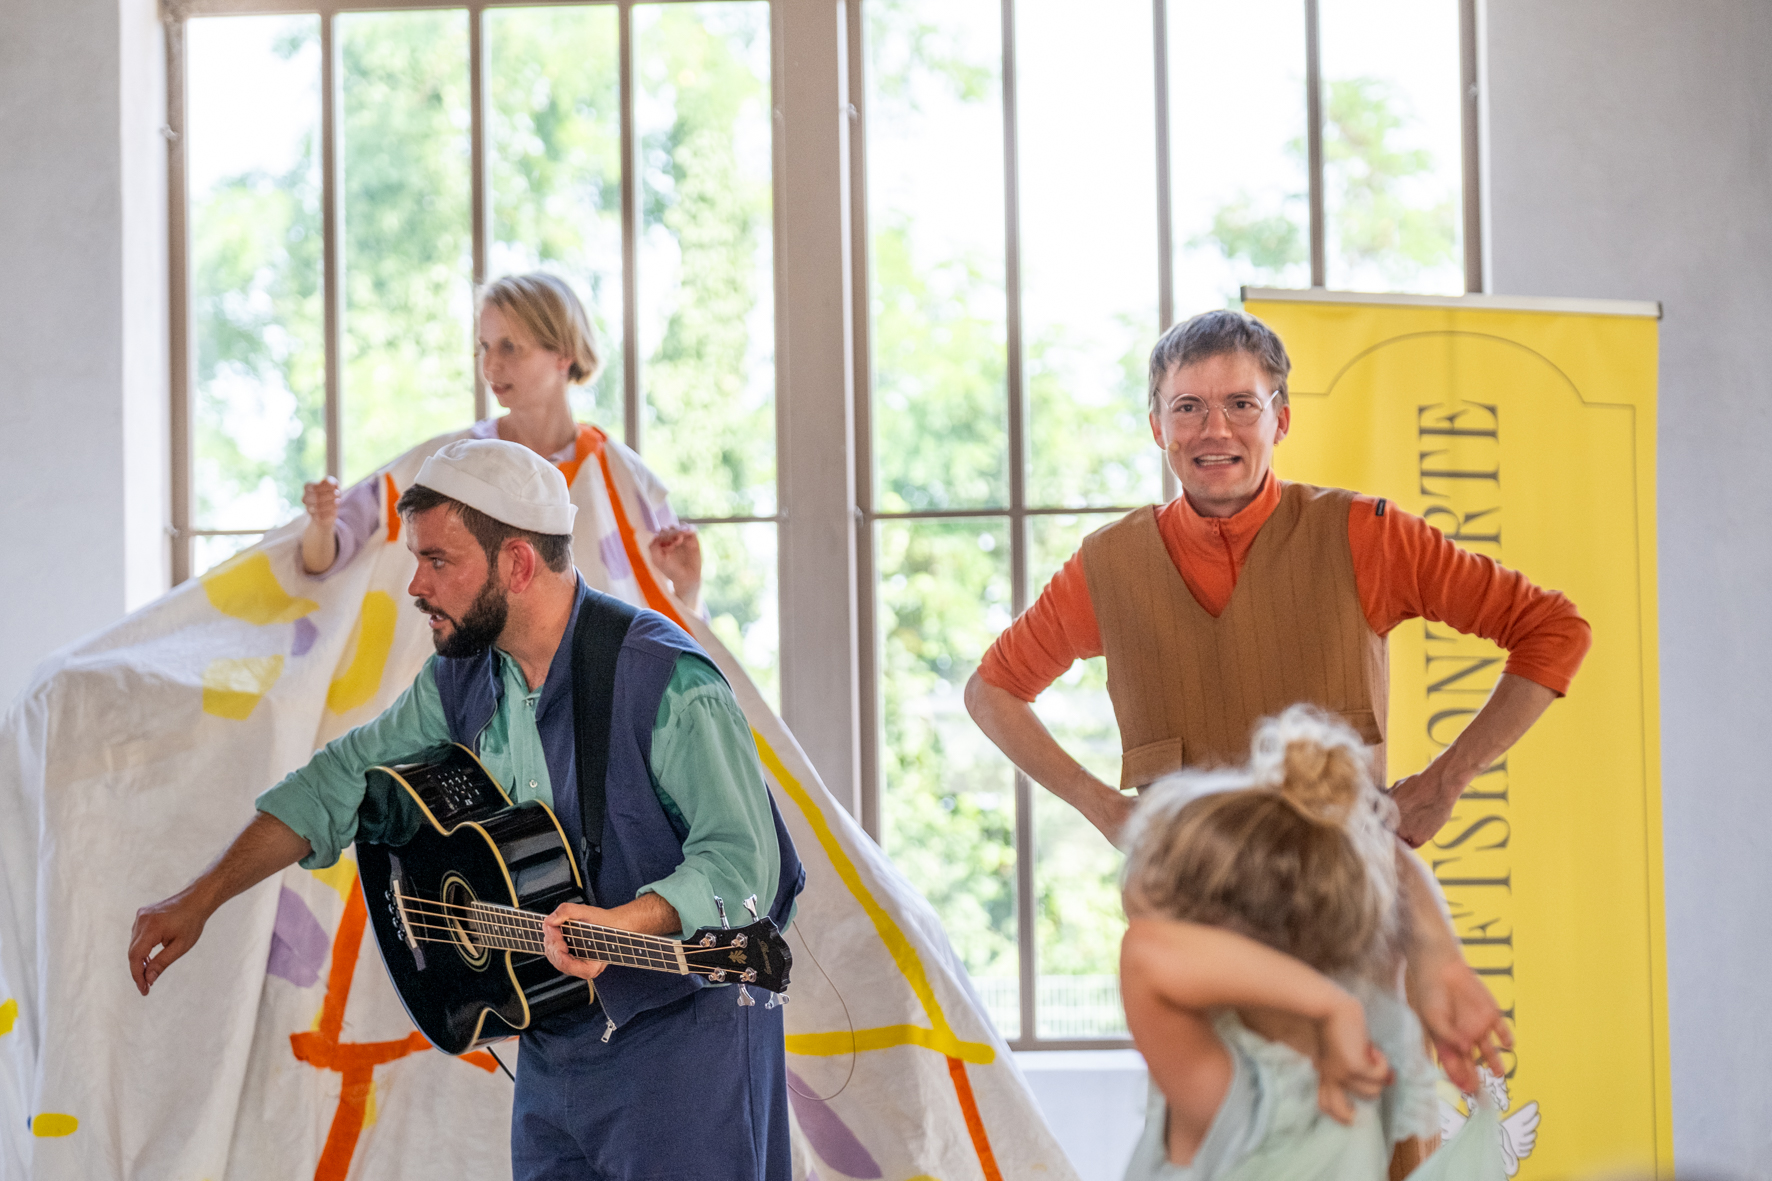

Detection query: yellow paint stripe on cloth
xmin=786 ymin=1023 xmax=994 ymax=1064
xmin=751 ymin=730 xmax=994 ymax=1067
xmin=327 ymin=592 xmax=398 ymax=714
xmin=202 ymin=656 xmax=285 ymax=720
xmin=202 ymin=552 xmax=318 ymax=625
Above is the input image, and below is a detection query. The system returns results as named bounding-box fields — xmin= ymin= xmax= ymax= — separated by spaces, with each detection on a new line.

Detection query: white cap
xmin=414 ymin=438 xmax=577 ymax=534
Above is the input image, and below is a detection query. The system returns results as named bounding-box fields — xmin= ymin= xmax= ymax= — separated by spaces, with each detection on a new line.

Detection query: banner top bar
xmin=1241 ymin=287 xmax=1663 ymax=320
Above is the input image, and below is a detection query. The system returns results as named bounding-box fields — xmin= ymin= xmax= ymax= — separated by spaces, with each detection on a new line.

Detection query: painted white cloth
xmin=0 ymin=425 xmax=1076 ymax=1181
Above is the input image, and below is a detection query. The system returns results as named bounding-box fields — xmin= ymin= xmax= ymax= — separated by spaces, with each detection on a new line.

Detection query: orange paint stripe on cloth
xmin=589 ymin=427 xmax=688 ymax=630
xmin=556 ymin=423 xmax=598 ymax=489
xmin=947 ymin=1055 xmax=1005 ymax=1181
xmin=384 ymin=473 xmax=401 ymax=543
xmin=595 ymin=436 xmax=1008 ymax=1176
xmin=288 ymin=886 xmax=434 ymax=1181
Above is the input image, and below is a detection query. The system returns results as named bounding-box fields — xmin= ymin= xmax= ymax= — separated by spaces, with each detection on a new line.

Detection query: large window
xmin=175 ymin=0 xmax=780 ymax=707
xmin=172 ymin=0 xmax=1475 ymax=1054
xmin=857 ymin=0 xmax=1474 ymax=1047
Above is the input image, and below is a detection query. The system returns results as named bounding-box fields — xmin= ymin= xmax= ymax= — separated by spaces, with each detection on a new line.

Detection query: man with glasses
xmin=966 ymin=307 xmax=1589 ymax=846
xmin=964 ymin=309 xmax=1589 ymax=1122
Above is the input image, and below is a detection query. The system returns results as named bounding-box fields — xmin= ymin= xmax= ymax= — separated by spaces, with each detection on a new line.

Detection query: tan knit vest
xmin=1079 ymin=482 xmax=1387 ymax=790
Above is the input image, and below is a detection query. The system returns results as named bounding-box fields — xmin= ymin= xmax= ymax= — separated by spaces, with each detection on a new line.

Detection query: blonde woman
xmin=297 ymin=272 xmax=702 ymax=609
xmin=1119 ymin=706 xmax=1509 ymax=1180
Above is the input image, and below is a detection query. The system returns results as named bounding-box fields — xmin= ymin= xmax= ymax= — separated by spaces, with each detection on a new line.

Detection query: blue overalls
xmin=433 ymin=581 xmax=804 ymax=1180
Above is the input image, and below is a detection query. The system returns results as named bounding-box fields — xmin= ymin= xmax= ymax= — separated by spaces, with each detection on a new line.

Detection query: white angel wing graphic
xmin=1498 ymin=1101 xmax=1542 ymax=1177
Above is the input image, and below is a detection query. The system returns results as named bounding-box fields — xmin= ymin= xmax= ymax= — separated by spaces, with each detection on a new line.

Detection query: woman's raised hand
xmin=300 ymin=477 xmax=341 ymax=575
xmin=649 ymin=524 xmax=702 ymax=611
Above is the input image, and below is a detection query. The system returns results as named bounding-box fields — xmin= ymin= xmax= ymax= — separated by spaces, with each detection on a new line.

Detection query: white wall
xmin=0 ymin=0 xmax=167 ymax=709
xmin=1017 ymin=1050 xmax=1148 ymax=1181
xmin=1485 ymin=3 xmax=1772 ymax=1175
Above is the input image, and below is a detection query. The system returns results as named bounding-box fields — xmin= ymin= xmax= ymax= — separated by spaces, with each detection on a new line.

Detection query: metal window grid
xmin=844 ymin=0 xmax=1485 ymax=1052
xmin=165 ymin=0 xmax=1485 ymax=1055
xmin=163 ymin=0 xmax=780 ymax=584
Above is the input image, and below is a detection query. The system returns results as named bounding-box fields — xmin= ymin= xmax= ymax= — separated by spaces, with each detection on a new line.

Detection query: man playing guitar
xmin=129 ymin=438 xmax=802 ymax=1181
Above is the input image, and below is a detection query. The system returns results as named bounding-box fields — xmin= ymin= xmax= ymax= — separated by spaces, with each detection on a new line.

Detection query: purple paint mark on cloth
xmin=292 ymin=617 xmax=318 ymax=656
xmin=636 ymin=496 xmax=663 ymax=534
xmin=267 ymin=886 xmax=331 ymax=987
xmin=599 ymin=531 xmax=632 ymax=582
xmin=785 ymin=1069 xmax=882 ymax=1179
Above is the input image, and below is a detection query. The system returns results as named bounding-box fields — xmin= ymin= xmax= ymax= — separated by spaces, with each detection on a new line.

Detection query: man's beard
xmin=416 ymin=575 xmax=509 ymax=658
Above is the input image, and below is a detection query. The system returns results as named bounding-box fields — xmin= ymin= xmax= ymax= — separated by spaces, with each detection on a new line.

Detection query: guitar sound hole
xmin=441 ymin=873 xmax=490 ymax=970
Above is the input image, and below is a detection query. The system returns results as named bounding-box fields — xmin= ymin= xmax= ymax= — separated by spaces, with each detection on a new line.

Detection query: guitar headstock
xmin=684 ymin=918 xmax=792 ymax=994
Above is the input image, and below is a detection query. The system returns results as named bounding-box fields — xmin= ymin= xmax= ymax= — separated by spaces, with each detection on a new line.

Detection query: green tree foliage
xmin=337 ymin=12 xmax=475 ymax=482
xmin=487 ymin=5 xmax=623 ymax=428
xmin=868 ymin=1 xmax=1144 ymax=1005
xmin=193 ymin=8 xmax=779 ymax=701
xmin=1196 ymin=76 xmax=1457 ymax=290
xmin=635 ymin=5 xmax=775 ymax=524
xmin=190 ymin=22 xmax=323 ymax=528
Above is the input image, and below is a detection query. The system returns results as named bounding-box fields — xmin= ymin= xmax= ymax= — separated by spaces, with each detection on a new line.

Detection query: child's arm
xmin=1121 ymin=919 xmax=1392 ymax=1161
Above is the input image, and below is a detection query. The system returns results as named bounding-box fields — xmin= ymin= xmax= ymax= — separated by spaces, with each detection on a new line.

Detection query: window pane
xmin=1319 ymin=0 xmax=1463 ymax=294
xmin=188 ymin=15 xmax=324 ymax=533
xmin=193 ymin=534 xmax=266 ymax=577
xmin=339 ymin=10 xmax=474 ymax=484
xmin=1028 ymin=514 xmax=1127 ymax=1038
xmin=877 ymin=518 xmax=1018 ymax=1038
xmin=697 ymin=521 xmax=779 ymax=713
xmin=487 ymin=5 xmax=624 ymax=430
xmin=1018 ymin=0 xmax=1162 ymax=510
xmin=866 ymin=0 xmax=1008 ymax=512
xmin=1169 ymin=0 xmax=1310 ymax=311
xmin=635 ymin=2 xmax=776 ymax=519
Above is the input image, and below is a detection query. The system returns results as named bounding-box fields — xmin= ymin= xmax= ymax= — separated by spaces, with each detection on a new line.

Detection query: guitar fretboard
xmin=455 ymin=902 xmax=687 ymax=974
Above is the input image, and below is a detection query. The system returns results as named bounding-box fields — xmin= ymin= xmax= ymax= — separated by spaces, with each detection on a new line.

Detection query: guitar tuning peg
xmin=713 ymin=895 xmax=729 ymax=929
xmin=742 ymin=895 xmax=760 ymax=921
xmin=765 ymin=991 xmax=786 ymax=1010
xmin=736 ymin=985 xmax=756 ymax=1007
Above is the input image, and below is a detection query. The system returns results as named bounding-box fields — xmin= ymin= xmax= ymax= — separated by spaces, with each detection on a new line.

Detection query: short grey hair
xmin=1147 ymin=309 xmax=1292 ymax=411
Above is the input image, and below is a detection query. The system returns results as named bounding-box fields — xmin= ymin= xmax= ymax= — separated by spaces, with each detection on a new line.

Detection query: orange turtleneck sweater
xmin=978 ymin=472 xmax=1591 ymax=703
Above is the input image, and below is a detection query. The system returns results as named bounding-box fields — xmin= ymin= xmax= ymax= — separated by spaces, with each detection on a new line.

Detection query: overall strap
xmin=569 ymin=589 xmax=640 ymax=889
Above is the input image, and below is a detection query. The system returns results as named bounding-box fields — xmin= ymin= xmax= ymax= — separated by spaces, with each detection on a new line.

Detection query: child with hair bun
xmin=1119 ymin=706 xmax=1506 ymax=1180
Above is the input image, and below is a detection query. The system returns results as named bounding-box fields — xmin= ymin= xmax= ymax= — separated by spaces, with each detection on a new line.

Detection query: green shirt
xmin=256 ymin=649 xmax=782 ymax=940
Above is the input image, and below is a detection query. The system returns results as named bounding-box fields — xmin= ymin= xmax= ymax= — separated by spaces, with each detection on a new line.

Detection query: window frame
xmin=164 ymin=0 xmax=1485 ymax=1056
xmin=164 ymin=0 xmax=786 ymax=586
xmin=845 ymin=0 xmax=1485 ymax=1051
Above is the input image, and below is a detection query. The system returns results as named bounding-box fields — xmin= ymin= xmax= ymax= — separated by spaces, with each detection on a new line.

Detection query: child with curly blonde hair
xmin=1119 ymin=706 xmax=1506 ymax=1180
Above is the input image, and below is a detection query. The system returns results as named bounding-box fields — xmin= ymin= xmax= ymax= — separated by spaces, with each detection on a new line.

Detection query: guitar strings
xmin=391 ymin=895 xmax=766 ymax=959
xmin=392 ymin=914 xmax=676 ymax=969
xmin=397 ymin=929 xmax=735 ymax=980
xmin=393 ymin=920 xmax=735 ymax=978
xmin=391 ymin=904 xmax=772 ymax=979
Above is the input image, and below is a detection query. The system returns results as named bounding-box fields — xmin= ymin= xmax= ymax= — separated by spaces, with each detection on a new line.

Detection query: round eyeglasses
xmin=1160 ymin=387 xmax=1282 ymax=430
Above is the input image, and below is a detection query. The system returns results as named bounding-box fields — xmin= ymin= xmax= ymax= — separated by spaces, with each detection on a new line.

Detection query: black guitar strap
xmin=568 ymin=590 xmax=640 ymax=898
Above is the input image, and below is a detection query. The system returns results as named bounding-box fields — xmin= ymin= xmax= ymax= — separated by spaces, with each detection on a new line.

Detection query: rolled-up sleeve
xmin=303 ymin=474 xmax=384 ymax=580
xmin=255 ymin=659 xmax=451 ymax=868
xmin=638 ymin=656 xmax=782 ymax=939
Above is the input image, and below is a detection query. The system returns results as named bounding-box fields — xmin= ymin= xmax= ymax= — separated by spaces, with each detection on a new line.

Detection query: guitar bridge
xmin=388 ymin=855 xmax=426 ymax=971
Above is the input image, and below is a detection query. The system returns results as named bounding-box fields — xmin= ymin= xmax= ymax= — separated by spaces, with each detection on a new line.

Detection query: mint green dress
xmin=1123 ymin=984 xmax=1504 ymax=1181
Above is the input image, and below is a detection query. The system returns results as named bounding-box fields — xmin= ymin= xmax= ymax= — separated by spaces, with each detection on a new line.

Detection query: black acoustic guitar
xmin=355 ymin=743 xmax=791 ymax=1055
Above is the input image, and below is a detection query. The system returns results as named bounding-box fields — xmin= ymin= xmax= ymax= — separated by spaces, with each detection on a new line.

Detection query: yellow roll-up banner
xmin=1246 ymin=291 xmax=1668 ymax=1178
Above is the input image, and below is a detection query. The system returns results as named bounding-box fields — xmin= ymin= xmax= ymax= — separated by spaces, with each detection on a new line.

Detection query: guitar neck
xmin=465 ymin=902 xmax=687 ymax=975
